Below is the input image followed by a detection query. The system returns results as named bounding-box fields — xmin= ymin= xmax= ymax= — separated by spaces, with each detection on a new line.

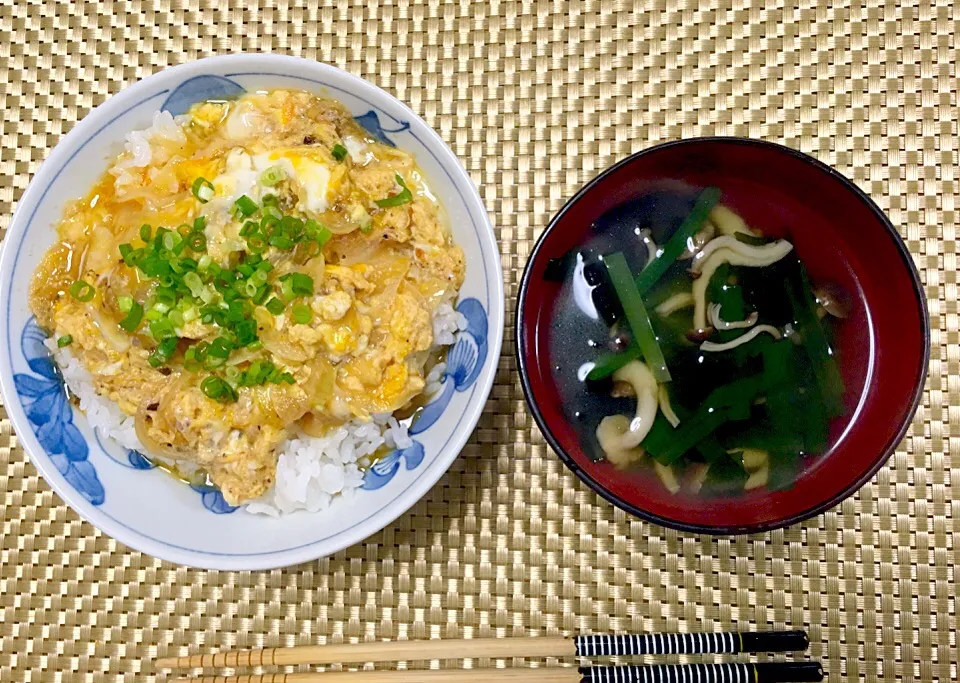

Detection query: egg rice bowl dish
xmin=29 ymin=89 xmax=466 ymax=514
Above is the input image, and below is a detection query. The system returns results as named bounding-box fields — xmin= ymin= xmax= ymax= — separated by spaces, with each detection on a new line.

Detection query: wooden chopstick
xmin=157 ymin=630 xmax=809 ymax=669
xmin=172 ymin=670 xmax=578 ymax=683
xmin=171 ymin=662 xmax=825 ymax=683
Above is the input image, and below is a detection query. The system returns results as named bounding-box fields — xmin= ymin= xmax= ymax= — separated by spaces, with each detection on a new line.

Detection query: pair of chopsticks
xmin=159 ymin=630 xmax=823 ymax=683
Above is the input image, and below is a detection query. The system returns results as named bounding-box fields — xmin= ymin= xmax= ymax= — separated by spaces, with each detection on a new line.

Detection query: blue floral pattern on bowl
xmin=190 ymin=485 xmax=239 ymax=514
xmin=352 ymin=111 xmax=411 ymax=147
xmin=13 ymin=318 xmax=104 ymax=506
xmin=161 ymin=75 xmax=246 ymax=117
xmin=362 ymin=297 xmax=488 ymax=490
xmin=126 ymin=450 xmax=155 ymax=470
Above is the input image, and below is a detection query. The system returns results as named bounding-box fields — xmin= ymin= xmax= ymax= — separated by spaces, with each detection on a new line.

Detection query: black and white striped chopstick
xmin=574 ymin=631 xmax=809 ymax=658
xmin=580 ymin=662 xmax=824 ymax=683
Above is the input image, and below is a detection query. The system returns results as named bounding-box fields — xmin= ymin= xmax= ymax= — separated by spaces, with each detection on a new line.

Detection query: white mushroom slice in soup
xmin=655 ymin=292 xmax=695 ymax=317
xmin=654 ymin=461 xmax=681 ymax=494
xmin=690 ymin=235 xmax=792 ymax=274
xmin=708 ymin=204 xmax=754 ymax=237
xmin=708 ymin=303 xmax=759 ymax=330
xmin=595 ymin=415 xmax=645 ymax=469
xmin=657 ymin=385 xmax=681 ymax=428
xmin=595 ymin=360 xmax=659 ymax=459
xmin=700 ymin=324 xmax=782 ymax=352
xmin=691 ymin=240 xmax=794 ymax=331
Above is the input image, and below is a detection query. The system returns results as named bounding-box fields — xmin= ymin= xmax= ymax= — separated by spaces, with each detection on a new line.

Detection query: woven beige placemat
xmin=0 ymin=1 xmax=955 ymax=681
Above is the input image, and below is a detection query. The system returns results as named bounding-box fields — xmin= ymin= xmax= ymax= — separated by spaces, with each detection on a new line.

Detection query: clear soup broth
xmin=547 ymin=188 xmax=848 ymax=498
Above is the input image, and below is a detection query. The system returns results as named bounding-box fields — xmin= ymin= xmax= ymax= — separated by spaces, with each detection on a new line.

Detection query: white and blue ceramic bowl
xmin=0 ymin=54 xmax=503 ymax=569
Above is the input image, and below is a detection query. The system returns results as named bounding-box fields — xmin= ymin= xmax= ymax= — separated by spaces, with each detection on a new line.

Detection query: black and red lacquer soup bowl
xmin=516 ymin=138 xmax=928 ymax=534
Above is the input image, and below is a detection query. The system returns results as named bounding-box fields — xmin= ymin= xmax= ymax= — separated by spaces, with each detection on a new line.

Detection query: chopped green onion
xmin=192 ymin=177 xmax=215 ymax=203
xmin=140 ymin=224 xmax=152 ymax=241
xmin=207 ymin=337 xmax=235 ymax=359
xmin=119 ymin=302 xmax=144 ymax=332
xmin=315 ymin=225 xmax=333 ymax=247
xmin=147 ymin=336 xmax=179 ymax=368
xmin=635 ymin=187 xmax=720 ymax=294
xmin=187 ymin=232 xmax=207 ymax=252
xmin=246 ymin=233 xmax=267 ymax=254
xmin=260 ymin=216 xmax=280 ymax=235
xmin=261 ymin=193 xmax=279 ymax=207
xmin=149 ymin=318 xmax=176 ymax=340
xmin=243 ymin=360 xmax=265 ymax=386
xmin=251 ymin=286 xmax=271 ymax=305
xmin=117 ymin=296 xmax=134 ymax=313
xmin=280 ymin=278 xmax=296 ymax=302
xmin=234 ymin=319 xmax=258 ymax=346
xmin=260 ymin=165 xmax=287 ymax=187
xmin=162 ymin=232 xmax=182 ymax=251
xmin=281 ymin=215 xmax=304 ymax=234
xmin=183 ymin=352 xmax=202 ymax=372
xmin=69 ymin=280 xmax=95 ymax=302
xmin=332 ymin=143 xmax=348 ymax=162
xmin=154 ymin=289 xmax=176 ymax=306
xmin=118 ymin=243 xmax=135 ymax=265
xmin=56 ymin=334 xmax=73 ymax=348
xmin=269 ymin=235 xmax=296 ymax=250
xmin=201 ymin=375 xmax=238 ymax=403
xmin=603 ymin=251 xmax=671 ymax=382
xmin=305 ymin=219 xmax=333 ymax=248
xmin=288 ymin=272 xmax=314 ymax=296
xmin=233 ymin=194 xmax=258 ymax=218
xmin=291 ymin=303 xmax=312 ymax=325
xmin=374 ymin=174 xmax=414 ymax=208
xmin=264 ymin=297 xmax=285 ymax=315
xmin=183 ymin=272 xmax=204 ymax=297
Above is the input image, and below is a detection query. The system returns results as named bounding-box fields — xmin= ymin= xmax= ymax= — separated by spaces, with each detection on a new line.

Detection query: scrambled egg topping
xmin=30 ymin=90 xmax=465 ymax=505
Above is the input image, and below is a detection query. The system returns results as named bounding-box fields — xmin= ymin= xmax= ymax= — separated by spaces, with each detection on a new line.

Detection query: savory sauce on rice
xmin=30 ymin=89 xmax=465 ymax=506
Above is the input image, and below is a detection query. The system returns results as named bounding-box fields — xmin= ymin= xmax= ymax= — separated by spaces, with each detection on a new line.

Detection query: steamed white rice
xmin=51 ymin=301 xmax=464 ymax=516
xmin=110 ymin=111 xmax=186 ymax=191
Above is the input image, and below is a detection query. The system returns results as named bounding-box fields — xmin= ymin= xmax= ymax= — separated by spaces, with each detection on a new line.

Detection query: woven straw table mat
xmin=0 ymin=0 xmax=956 ymax=681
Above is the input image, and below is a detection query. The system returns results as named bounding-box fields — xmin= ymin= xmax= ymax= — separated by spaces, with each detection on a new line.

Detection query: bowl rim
xmin=0 ymin=53 xmax=504 ymax=568
xmin=515 ymin=136 xmax=930 ymax=535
